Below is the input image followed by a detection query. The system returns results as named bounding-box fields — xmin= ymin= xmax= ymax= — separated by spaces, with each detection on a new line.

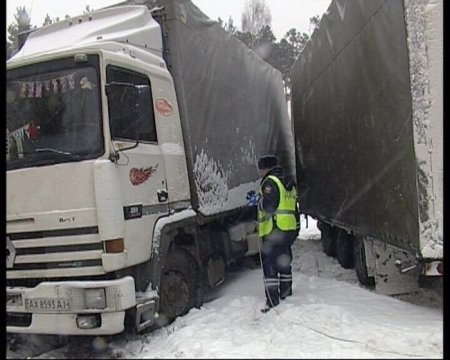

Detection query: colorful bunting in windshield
xmin=15 ymin=73 xmax=77 ymax=98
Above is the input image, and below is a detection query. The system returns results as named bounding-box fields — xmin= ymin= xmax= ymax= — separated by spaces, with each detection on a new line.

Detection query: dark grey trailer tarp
xmin=291 ymin=0 xmax=419 ymax=252
xmin=151 ymin=0 xmax=294 ymax=216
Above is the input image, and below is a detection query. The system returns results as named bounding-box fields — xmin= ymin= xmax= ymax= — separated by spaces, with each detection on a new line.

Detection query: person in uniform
xmin=256 ymin=155 xmax=300 ymax=313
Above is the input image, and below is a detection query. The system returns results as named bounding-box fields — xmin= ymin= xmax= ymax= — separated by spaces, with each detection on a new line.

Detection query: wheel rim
xmin=160 ymin=270 xmax=190 ymax=319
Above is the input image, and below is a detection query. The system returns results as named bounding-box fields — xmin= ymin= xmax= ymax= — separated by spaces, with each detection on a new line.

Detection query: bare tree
xmin=241 ymin=0 xmax=271 ymax=49
xmin=218 ymin=16 xmax=237 ymax=35
xmin=309 ymin=15 xmax=320 ymax=33
xmin=7 ymin=6 xmax=33 ymax=58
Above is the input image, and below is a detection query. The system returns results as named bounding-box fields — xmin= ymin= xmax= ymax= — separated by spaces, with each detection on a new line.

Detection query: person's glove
xmin=246 ymin=190 xmax=260 ymax=206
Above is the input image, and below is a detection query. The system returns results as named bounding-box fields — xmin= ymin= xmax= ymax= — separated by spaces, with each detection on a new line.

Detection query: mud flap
xmin=207 ymin=256 xmax=226 ymax=287
xmin=135 ymin=297 xmax=158 ymax=333
xmin=366 ymin=238 xmax=420 ymax=295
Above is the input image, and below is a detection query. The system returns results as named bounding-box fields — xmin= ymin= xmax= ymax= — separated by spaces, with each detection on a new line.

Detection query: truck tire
xmin=158 ymin=248 xmax=202 ymax=326
xmin=336 ymin=230 xmax=354 ymax=269
xmin=319 ymin=223 xmax=337 ymax=257
xmin=353 ymin=237 xmax=375 ymax=287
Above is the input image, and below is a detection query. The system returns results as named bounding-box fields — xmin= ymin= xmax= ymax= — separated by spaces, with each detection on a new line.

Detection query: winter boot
xmin=279 ymin=273 xmax=292 ymax=300
xmin=260 ymin=303 xmax=271 ymax=313
xmin=260 ymin=298 xmax=279 ymax=313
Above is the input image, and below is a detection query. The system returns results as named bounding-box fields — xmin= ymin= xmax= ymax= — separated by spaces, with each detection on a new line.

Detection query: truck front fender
xmin=150 ymin=210 xmax=198 ymax=290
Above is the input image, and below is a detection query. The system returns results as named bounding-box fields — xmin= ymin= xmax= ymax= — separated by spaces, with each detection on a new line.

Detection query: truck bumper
xmin=6 ymin=276 xmax=136 ymax=335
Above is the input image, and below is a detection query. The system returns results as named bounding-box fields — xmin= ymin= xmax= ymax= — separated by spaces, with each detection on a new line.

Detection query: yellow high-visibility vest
xmin=258 ymin=175 xmax=297 ymax=237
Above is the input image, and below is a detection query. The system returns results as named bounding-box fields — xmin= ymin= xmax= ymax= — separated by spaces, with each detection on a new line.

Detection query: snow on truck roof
xmin=9 ymin=5 xmax=163 ymax=61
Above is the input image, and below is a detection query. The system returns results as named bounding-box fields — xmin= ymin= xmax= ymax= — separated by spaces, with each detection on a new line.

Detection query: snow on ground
xmin=6 ymin=217 xmax=443 ymax=359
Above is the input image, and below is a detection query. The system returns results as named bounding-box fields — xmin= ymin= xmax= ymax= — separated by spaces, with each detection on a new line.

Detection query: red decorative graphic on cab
xmin=129 ymin=163 xmax=159 ymax=186
xmin=155 ymin=99 xmax=173 ymax=116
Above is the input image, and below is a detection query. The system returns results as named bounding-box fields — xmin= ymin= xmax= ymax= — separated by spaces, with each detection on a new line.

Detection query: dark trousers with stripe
xmin=261 ymin=229 xmax=297 ymax=307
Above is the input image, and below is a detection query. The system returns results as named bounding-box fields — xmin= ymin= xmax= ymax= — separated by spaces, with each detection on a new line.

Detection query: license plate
xmin=25 ymin=298 xmax=71 ymax=312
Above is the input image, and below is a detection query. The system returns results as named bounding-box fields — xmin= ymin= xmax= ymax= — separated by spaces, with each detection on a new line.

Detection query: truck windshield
xmin=7 ymin=58 xmax=103 ymax=170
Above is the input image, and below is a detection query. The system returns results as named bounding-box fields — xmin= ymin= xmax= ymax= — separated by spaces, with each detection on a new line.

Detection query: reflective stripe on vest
xmin=258 ymin=175 xmax=297 ymax=237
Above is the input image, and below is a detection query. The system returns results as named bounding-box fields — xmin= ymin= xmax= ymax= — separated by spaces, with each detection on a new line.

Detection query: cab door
xmin=106 ymin=65 xmax=168 ymax=265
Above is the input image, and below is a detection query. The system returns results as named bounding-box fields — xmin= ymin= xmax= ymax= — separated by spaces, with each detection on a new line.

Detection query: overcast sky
xmin=6 ymin=0 xmax=332 ymax=40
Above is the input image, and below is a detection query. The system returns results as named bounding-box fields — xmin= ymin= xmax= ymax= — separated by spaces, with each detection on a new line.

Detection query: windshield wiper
xmin=34 ymin=148 xmax=80 ymax=159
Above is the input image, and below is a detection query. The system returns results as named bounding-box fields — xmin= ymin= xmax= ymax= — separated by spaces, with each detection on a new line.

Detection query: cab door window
xmin=106 ymin=66 xmax=157 ymax=142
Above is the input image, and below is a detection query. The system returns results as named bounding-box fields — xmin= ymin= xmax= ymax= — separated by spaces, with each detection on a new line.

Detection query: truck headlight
xmin=84 ymin=288 xmax=106 ymax=309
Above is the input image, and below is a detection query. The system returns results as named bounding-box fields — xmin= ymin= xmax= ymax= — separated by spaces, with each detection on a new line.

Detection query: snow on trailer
xmin=290 ymin=0 xmax=442 ymax=293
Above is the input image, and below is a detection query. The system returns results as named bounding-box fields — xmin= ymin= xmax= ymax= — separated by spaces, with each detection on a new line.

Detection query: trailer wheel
xmin=319 ymin=223 xmax=336 ymax=257
xmin=353 ymin=237 xmax=375 ymax=287
xmin=336 ymin=230 xmax=354 ymax=269
xmin=158 ymin=248 xmax=202 ymax=326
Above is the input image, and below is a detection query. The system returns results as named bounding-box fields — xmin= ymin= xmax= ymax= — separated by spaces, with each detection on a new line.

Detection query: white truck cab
xmin=7 ymin=6 xmax=189 ymax=335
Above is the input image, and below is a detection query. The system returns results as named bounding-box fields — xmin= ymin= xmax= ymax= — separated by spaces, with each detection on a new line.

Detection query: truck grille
xmin=7 ymin=227 xmax=106 ymax=280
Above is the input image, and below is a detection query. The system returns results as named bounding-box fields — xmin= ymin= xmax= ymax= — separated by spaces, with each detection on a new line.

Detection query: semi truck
xmin=6 ymin=0 xmax=295 ymax=335
xmin=291 ymin=0 xmax=443 ymax=295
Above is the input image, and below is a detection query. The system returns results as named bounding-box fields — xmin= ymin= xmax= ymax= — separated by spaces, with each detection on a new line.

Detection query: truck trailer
xmin=6 ymin=0 xmax=295 ymax=335
xmin=291 ymin=0 xmax=442 ymax=294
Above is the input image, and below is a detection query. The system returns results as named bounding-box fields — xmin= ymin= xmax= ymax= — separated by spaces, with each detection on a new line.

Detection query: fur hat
xmin=258 ymin=155 xmax=278 ymax=170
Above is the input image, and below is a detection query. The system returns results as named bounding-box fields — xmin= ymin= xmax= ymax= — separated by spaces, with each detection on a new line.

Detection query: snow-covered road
xmin=6 ymin=218 xmax=443 ymax=359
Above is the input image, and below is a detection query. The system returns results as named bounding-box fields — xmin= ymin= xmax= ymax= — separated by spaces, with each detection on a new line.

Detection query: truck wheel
xmin=320 ymin=224 xmax=336 ymax=257
xmin=336 ymin=230 xmax=354 ymax=269
xmin=158 ymin=248 xmax=202 ymax=326
xmin=353 ymin=237 xmax=375 ymax=287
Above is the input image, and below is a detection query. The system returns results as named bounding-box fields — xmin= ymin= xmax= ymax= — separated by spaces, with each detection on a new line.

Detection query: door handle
xmin=157 ymin=189 xmax=168 ymax=202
